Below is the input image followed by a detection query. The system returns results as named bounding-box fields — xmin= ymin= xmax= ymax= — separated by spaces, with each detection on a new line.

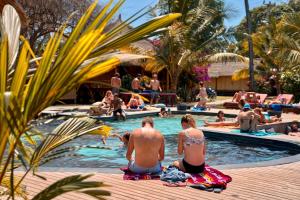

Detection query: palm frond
xmin=1 ymin=4 xmax=21 ymax=69
xmin=232 ymin=68 xmax=249 ymax=81
xmin=1 ymin=173 xmax=28 ymax=200
xmin=31 ymin=174 xmax=110 ymax=200
xmin=30 ymin=117 xmax=101 ymax=171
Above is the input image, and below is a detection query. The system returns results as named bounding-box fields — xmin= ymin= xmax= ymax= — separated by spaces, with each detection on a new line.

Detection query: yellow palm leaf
xmin=89 ymin=125 xmax=112 ymax=137
xmin=232 ymin=68 xmax=249 ymax=81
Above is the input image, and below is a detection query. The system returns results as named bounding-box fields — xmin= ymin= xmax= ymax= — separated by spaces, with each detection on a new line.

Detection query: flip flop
xmin=213 ymin=187 xmax=223 ymax=193
xmin=163 ymin=182 xmax=187 ymax=187
xmin=189 ymin=184 xmax=208 ymax=190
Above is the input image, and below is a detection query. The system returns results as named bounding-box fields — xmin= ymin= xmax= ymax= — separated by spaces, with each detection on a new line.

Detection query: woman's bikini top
xmin=184 ymin=130 xmax=205 ymax=147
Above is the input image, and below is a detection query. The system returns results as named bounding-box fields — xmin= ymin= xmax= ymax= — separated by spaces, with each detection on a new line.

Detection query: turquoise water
xmin=38 ymin=115 xmax=299 ymax=168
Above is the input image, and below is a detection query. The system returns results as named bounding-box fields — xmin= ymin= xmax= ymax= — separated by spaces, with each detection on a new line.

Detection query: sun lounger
xmin=223 ymin=93 xmax=268 ymax=109
xmin=273 ymin=94 xmax=294 ymax=104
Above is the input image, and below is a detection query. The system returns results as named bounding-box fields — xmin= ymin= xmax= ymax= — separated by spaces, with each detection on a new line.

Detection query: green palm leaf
xmin=30 ymin=117 xmax=101 ymax=171
xmin=31 ymin=174 xmax=110 ymax=200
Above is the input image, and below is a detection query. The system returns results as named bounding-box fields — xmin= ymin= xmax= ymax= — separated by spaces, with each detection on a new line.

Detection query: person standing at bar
xmin=111 ymin=72 xmax=121 ymax=94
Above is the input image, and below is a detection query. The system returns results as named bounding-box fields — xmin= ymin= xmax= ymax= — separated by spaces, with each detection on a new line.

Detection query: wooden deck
xmin=21 ymin=161 xmax=300 ymax=200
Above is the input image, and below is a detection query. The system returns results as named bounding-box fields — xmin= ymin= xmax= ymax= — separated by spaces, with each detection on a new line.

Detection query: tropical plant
xmin=0 ymin=0 xmax=180 ymax=199
xmin=125 ymin=0 xmax=230 ymax=92
xmin=232 ymin=12 xmax=300 ymax=94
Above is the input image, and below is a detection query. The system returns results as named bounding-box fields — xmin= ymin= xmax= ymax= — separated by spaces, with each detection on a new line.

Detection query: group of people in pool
xmin=111 ymin=115 xmax=205 ymax=174
xmin=204 ymin=105 xmax=300 ymax=137
xmin=204 ymin=104 xmax=282 ymax=133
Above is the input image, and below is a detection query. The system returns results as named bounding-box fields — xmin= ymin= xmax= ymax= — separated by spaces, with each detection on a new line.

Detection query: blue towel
xmin=160 ymin=166 xmax=191 ymax=183
xmin=192 ymin=107 xmax=207 ymax=112
xmin=231 ymin=129 xmax=279 ymax=136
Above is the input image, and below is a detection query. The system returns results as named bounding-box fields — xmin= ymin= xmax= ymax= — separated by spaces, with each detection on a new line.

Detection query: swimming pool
xmin=38 ymin=115 xmax=300 ymax=168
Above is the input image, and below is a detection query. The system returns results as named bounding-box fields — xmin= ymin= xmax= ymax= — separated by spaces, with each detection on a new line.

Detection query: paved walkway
xmin=22 ymin=161 xmax=300 ymax=200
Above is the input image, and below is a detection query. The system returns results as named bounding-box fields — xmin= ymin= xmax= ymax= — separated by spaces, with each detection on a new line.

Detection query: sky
xmin=101 ymin=0 xmax=289 ymax=27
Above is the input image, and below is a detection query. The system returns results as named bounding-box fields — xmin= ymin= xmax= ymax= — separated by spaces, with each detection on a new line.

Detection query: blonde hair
xmin=142 ymin=117 xmax=154 ymax=127
xmin=181 ymin=114 xmax=196 ymax=128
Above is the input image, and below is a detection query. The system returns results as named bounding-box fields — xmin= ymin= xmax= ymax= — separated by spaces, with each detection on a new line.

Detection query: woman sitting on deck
xmin=89 ymin=90 xmax=113 ymax=115
xmin=232 ymin=91 xmax=246 ymax=103
xmin=127 ymin=94 xmax=144 ymax=109
xmin=173 ymin=115 xmax=206 ymax=173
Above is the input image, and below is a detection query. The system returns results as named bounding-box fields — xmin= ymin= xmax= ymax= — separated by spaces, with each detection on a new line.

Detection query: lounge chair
xmin=272 ymin=94 xmax=294 ymax=104
xmin=223 ymin=93 xmax=268 ymax=109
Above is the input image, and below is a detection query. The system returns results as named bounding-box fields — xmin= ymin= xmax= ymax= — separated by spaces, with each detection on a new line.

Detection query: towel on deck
xmin=187 ymin=165 xmax=232 ymax=189
xmin=160 ymin=166 xmax=191 ymax=182
xmin=120 ymin=167 xmax=162 ymax=180
xmin=231 ymin=129 xmax=279 ymax=136
xmin=160 ymin=165 xmax=232 ymax=191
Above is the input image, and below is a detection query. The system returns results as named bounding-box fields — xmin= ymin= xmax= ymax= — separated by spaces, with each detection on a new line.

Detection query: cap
xmin=243 ymin=103 xmax=251 ymax=109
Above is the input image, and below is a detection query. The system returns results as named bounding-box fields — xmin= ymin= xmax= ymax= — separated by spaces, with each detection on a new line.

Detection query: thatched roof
xmin=208 ymin=60 xmax=260 ymax=77
xmin=105 ymin=14 xmax=155 ymax=52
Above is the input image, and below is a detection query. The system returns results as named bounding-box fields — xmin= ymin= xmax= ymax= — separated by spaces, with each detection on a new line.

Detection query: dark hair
xmin=239 ymin=99 xmax=246 ymax=107
xmin=142 ymin=117 xmax=154 ymax=127
xmin=217 ymin=110 xmax=224 ymax=117
xmin=161 ymin=107 xmax=166 ymax=112
xmin=123 ymin=132 xmax=130 ymax=141
xmin=115 ymin=73 xmax=120 ymax=77
xmin=199 ymin=81 xmax=204 ymax=87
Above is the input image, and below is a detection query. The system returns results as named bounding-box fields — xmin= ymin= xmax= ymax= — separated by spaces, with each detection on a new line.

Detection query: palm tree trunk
xmin=244 ymin=0 xmax=255 ymax=91
xmin=166 ymin=71 xmax=170 ymax=91
xmin=170 ymin=75 xmax=178 ymax=92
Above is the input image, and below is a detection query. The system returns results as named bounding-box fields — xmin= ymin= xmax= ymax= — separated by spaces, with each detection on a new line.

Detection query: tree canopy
xmin=17 ymin=0 xmax=100 ymax=54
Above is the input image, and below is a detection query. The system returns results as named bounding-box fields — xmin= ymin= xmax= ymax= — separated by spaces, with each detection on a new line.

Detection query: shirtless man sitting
xmin=126 ymin=117 xmax=165 ymax=174
xmin=237 ymin=103 xmax=260 ymax=132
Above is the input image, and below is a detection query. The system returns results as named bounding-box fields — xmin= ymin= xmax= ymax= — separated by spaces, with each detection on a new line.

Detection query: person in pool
xmin=204 ymin=111 xmax=238 ymax=127
xmin=286 ymin=121 xmax=300 ymax=137
xmin=159 ymin=107 xmax=168 ymax=118
xmin=126 ymin=117 xmax=165 ymax=174
xmin=110 ymin=132 xmax=131 ymax=146
xmin=253 ymin=108 xmax=281 ymax=124
xmin=216 ymin=110 xmax=225 ymax=122
xmin=173 ymin=114 xmax=206 ymax=174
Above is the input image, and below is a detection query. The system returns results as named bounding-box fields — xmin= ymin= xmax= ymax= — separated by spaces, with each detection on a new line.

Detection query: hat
xmin=243 ymin=103 xmax=251 ymax=109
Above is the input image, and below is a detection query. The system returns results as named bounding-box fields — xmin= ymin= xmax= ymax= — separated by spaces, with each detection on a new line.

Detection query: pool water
xmin=38 ymin=115 xmax=298 ymax=168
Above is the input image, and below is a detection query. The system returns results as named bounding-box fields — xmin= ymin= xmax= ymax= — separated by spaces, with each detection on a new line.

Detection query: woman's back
xmin=181 ymin=128 xmax=205 ymax=166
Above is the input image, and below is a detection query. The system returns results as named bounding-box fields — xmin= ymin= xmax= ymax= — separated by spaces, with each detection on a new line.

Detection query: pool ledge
xmin=35 ymin=151 xmax=300 ymax=174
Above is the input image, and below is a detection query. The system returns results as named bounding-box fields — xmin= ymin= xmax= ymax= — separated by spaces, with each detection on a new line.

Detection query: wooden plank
xmin=17 ymin=161 xmax=300 ymax=200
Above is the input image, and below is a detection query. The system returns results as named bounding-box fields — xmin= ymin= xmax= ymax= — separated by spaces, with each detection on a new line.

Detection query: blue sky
xmin=102 ymin=0 xmax=289 ymax=27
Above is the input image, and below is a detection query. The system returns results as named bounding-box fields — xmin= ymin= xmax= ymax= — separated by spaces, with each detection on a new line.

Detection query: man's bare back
xmin=126 ymin=118 xmax=164 ymax=168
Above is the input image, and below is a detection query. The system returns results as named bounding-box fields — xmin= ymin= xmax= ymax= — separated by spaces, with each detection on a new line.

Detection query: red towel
xmin=187 ymin=165 xmax=232 ymax=188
